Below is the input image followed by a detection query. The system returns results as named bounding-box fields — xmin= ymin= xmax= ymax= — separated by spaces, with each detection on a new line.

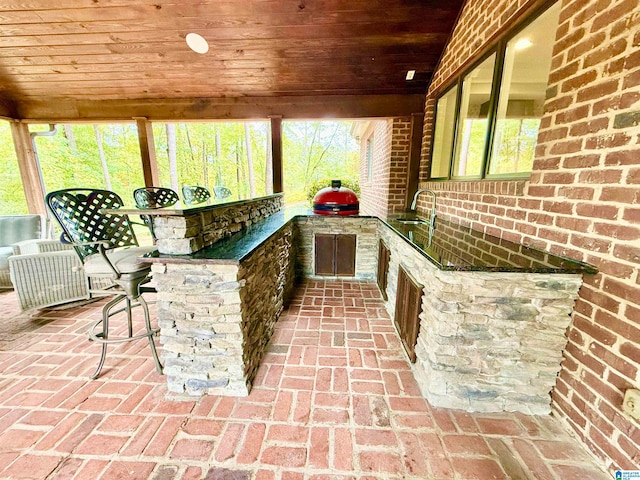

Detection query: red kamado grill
xmin=313 ymin=180 xmax=359 ymax=216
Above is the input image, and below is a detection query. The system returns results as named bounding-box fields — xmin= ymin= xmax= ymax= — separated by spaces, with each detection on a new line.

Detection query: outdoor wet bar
xmin=132 ymin=195 xmax=596 ymax=415
xmin=125 ymin=193 xmax=293 ymax=397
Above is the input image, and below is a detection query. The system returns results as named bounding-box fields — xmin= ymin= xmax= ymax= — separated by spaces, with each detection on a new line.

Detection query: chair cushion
xmin=84 ymin=246 xmax=155 ymax=276
xmin=0 ymin=246 xmax=13 ymax=270
xmin=0 ymin=215 xmax=47 ymax=247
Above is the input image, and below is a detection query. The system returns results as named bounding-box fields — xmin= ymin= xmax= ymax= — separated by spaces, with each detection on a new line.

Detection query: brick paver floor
xmin=0 ymin=280 xmax=611 ymax=479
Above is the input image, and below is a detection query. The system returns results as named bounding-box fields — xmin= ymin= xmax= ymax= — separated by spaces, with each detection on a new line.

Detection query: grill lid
xmin=312 ymin=180 xmax=359 ymax=216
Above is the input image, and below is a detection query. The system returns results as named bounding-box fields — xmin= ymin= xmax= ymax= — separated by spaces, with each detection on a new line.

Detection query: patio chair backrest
xmin=132 ymin=187 xmax=179 ymax=240
xmin=182 ymin=185 xmax=211 ymax=205
xmin=46 ymin=188 xmax=139 ymax=262
xmin=133 ymin=187 xmax=179 ymax=209
xmin=213 ymin=186 xmax=232 ymax=200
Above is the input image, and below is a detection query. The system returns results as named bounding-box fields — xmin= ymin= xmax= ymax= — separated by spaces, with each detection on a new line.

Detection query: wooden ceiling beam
xmin=15 ymin=94 xmax=426 ymax=122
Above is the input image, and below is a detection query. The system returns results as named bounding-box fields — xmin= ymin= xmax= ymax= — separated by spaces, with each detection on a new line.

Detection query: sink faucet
xmin=410 ymin=189 xmax=437 ymax=228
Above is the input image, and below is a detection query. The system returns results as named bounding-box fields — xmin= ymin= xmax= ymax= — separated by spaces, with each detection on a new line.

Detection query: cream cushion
xmin=83 ymin=246 xmax=155 ymax=276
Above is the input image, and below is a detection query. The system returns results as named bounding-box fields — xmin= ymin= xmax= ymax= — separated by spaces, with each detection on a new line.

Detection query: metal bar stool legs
xmin=88 ymin=293 xmax=163 ymax=379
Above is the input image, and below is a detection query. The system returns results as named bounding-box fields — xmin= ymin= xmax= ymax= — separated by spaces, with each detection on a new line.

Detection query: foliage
xmin=0 ymin=123 xmax=28 ymax=214
xmin=490 ymin=119 xmax=538 ymax=174
xmin=153 ymin=121 xmax=269 ymax=201
xmin=0 ymin=119 xmax=360 ymax=215
xmin=305 ymin=178 xmax=361 ymax=205
xmin=283 ymin=121 xmax=359 ymax=204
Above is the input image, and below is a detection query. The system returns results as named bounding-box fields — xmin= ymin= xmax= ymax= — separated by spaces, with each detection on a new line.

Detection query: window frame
xmin=429 ymin=83 xmax=461 ymax=180
xmin=428 ymin=1 xmax=558 ymax=182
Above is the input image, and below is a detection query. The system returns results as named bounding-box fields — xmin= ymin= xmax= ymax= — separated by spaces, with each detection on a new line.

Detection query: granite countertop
xmin=143 ymin=207 xmax=306 ymax=264
xmin=144 ymin=209 xmax=597 ymax=274
xmin=385 ymin=213 xmax=598 ymax=274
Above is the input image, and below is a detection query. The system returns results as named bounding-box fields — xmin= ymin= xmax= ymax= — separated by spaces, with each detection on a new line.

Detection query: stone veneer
xmin=378 ymin=222 xmax=583 ymax=414
xmin=152 ymin=194 xmax=284 ymax=255
xmin=152 ymin=223 xmax=295 ymax=397
xmin=151 ymin=211 xmax=585 ymax=409
xmin=294 ymin=215 xmax=378 ymax=280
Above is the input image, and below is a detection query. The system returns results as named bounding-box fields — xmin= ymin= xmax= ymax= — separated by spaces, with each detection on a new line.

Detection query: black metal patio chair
xmin=46 ymin=188 xmax=163 ymax=379
xmin=182 ymin=185 xmax=211 ymax=205
xmin=213 ymin=186 xmax=232 ymax=200
xmin=132 ymin=187 xmax=179 ymax=239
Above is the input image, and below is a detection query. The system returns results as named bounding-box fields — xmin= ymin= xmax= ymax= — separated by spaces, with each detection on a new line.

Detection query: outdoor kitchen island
xmin=136 ymin=195 xmax=596 ymax=414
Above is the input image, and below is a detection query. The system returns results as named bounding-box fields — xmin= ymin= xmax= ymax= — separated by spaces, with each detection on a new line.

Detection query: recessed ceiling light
xmin=406 ymin=70 xmax=416 ymax=80
xmin=514 ymin=38 xmax=533 ymax=51
xmin=186 ymin=33 xmax=209 ymax=54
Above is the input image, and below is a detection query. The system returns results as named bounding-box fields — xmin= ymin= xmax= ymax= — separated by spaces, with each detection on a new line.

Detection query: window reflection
xmin=489 ymin=3 xmax=560 ymax=175
xmin=430 ymin=87 xmax=458 ymax=178
xmin=452 ymin=54 xmax=496 ymax=178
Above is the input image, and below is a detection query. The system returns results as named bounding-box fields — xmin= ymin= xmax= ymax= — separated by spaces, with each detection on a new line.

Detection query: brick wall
xmin=419 ymin=0 xmax=640 ymax=472
xmin=359 ymin=118 xmax=411 ymax=218
xmin=388 ymin=118 xmax=412 ymax=214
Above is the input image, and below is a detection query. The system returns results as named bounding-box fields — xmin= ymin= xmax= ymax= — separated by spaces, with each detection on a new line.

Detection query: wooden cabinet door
xmin=315 ymin=234 xmax=356 ymax=276
xmin=377 ymin=240 xmax=390 ymax=300
xmin=315 ymin=234 xmax=335 ymax=276
xmin=335 ymin=234 xmax=356 ymax=276
xmin=394 ymin=266 xmax=422 ymax=363
xmin=404 ymin=279 xmax=422 ymax=362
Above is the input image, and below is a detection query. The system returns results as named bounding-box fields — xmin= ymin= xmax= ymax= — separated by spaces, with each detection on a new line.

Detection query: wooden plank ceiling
xmin=0 ymin=0 xmax=463 ymax=121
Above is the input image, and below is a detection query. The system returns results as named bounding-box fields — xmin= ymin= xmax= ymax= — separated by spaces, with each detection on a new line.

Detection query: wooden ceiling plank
xmin=1 ymin=55 xmax=440 ymax=73
xmin=0 ymin=7 xmax=454 ymax=35
xmin=0 ymin=0 xmax=453 ymax=15
xmin=0 ymin=44 xmax=444 ymax=62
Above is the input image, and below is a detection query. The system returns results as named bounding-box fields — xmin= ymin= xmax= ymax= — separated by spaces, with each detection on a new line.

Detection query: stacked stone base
xmin=153 ymin=224 xmax=295 ymax=397
xmin=378 ymin=222 xmax=582 ymax=414
xmin=415 ymin=271 xmax=582 ymax=414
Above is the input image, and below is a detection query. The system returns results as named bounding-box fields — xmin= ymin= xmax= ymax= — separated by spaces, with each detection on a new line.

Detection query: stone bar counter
xmin=129 ymin=196 xmax=596 ymax=413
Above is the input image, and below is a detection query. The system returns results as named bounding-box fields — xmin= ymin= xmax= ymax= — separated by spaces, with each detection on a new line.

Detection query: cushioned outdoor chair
xmin=0 ymin=214 xmax=49 ymax=289
xmin=46 ymin=188 xmax=162 ymax=379
xmin=133 ymin=187 xmax=179 ymax=239
xmin=182 ymin=185 xmax=211 ymax=205
xmin=8 ymin=239 xmax=90 ymax=311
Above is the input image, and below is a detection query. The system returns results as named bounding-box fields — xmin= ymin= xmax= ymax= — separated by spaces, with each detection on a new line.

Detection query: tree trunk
xmin=244 ymin=123 xmax=255 ymax=197
xmin=266 ymin=133 xmax=273 ymax=195
xmin=202 ymin=139 xmax=208 ymax=188
xmin=236 ymin=141 xmax=242 ymax=199
xmin=93 ymin=125 xmax=112 ymax=190
xmin=64 ymin=125 xmax=77 ymax=154
xmin=215 ymin=128 xmax=222 ymax=185
xmin=166 ymin=123 xmax=179 ymax=192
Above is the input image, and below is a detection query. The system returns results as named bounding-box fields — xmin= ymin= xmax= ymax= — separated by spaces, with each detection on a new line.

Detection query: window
xmin=429 ymin=2 xmax=560 ymax=180
xmin=489 ymin=5 xmax=558 ymax=175
xmin=452 ymin=54 xmax=496 ymax=178
xmin=430 ymin=87 xmax=458 ymax=178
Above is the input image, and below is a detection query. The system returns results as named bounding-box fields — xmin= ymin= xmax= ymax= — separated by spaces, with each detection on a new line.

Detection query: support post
xmin=270 ymin=116 xmax=283 ymax=194
xmin=404 ymin=113 xmax=424 ymax=210
xmin=10 ymin=122 xmax=47 ymax=215
xmin=135 ymin=118 xmax=160 ymax=187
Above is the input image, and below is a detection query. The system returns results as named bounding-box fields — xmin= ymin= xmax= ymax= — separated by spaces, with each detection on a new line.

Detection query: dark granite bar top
xmin=143 ymin=207 xmax=306 ymax=264
xmin=143 ymin=208 xmax=597 ymax=274
xmin=385 ymin=213 xmax=598 ymax=274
